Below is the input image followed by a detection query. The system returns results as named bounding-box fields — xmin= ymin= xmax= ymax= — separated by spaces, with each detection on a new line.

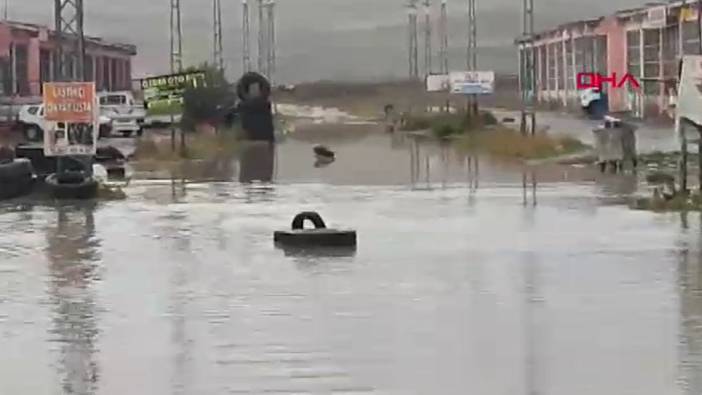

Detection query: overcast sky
xmin=11 ymin=0 xmax=645 ymax=83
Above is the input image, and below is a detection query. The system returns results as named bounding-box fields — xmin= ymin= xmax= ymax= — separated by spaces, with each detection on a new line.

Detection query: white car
xmin=98 ymin=91 xmax=147 ymax=137
xmin=18 ymin=104 xmax=113 ymax=142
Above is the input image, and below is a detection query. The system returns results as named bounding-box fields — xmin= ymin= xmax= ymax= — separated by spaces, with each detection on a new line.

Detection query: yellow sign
xmin=680 ymin=7 xmax=698 ymax=23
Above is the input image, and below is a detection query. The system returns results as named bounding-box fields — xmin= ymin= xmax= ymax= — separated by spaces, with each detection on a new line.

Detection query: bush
xmin=181 ymin=64 xmax=237 ymax=131
xmin=458 ymin=128 xmax=588 ymax=160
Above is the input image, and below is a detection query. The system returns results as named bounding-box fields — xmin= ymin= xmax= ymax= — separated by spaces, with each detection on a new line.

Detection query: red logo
xmin=576 ymin=72 xmax=641 ymax=91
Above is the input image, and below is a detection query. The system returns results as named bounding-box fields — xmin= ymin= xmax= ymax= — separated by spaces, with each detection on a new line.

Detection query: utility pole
xmin=407 ymin=0 xmax=419 ymax=80
xmin=257 ymin=0 xmax=265 ymax=74
xmin=3 ymin=0 xmax=8 ymax=20
xmin=55 ymin=0 xmax=86 ymax=82
xmin=423 ymin=0 xmax=432 ymax=77
xmin=242 ymin=0 xmax=251 ymax=72
xmin=519 ymin=0 xmax=536 ymax=136
xmin=212 ymin=0 xmax=224 ymax=71
xmin=170 ymin=0 xmax=184 ymax=153
xmin=266 ymin=0 xmax=276 ymax=84
xmin=467 ymin=0 xmax=478 ymax=116
xmin=438 ymin=0 xmax=449 ymax=75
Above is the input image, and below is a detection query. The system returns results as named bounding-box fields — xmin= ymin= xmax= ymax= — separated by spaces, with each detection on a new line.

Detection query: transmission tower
xmin=438 ymin=0 xmax=448 ymax=75
xmin=213 ymin=0 xmax=224 ymax=71
xmin=407 ymin=0 xmax=419 ymax=79
xmin=257 ymin=0 xmax=265 ymax=74
xmin=170 ymin=0 xmax=183 ymax=73
xmin=520 ymin=0 xmax=536 ymax=136
xmin=54 ymin=0 xmax=86 ymax=81
xmin=242 ymin=0 xmax=251 ymax=72
xmin=467 ymin=0 xmax=476 ymax=71
xmin=423 ymin=0 xmax=432 ymax=77
xmin=266 ymin=0 xmax=276 ymax=84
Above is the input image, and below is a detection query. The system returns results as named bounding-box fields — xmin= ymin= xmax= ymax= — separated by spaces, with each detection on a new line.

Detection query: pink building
xmin=517 ymin=2 xmax=699 ymax=119
xmin=0 ymin=20 xmax=136 ymax=99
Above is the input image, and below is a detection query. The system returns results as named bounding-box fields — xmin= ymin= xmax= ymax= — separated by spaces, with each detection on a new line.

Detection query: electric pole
xmin=213 ymin=0 xmax=224 ymax=71
xmin=266 ymin=0 xmax=276 ymax=84
xmin=170 ymin=0 xmax=183 ymax=73
xmin=407 ymin=0 xmax=419 ymax=79
xmin=54 ymin=0 xmax=86 ymax=81
xmin=438 ymin=0 xmax=448 ymax=75
xmin=257 ymin=0 xmax=265 ymax=74
xmin=467 ymin=0 xmax=478 ymax=115
xmin=169 ymin=0 xmax=184 ymax=154
xmin=520 ymin=0 xmax=536 ymax=136
xmin=423 ymin=0 xmax=432 ymax=77
xmin=4 ymin=0 xmax=8 ymax=20
xmin=242 ymin=0 xmax=251 ymax=72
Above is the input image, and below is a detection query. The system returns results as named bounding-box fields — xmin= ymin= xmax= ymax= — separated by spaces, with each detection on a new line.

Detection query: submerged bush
xmin=181 ymin=64 xmax=237 ymax=131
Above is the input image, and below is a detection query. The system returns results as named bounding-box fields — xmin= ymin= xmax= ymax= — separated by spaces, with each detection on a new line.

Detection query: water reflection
xmin=239 ymin=142 xmax=276 ymax=183
xmin=677 ymin=228 xmax=702 ymax=394
xmin=45 ymin=202 xmax=101 ymax=395
xmin=522 ymin=170 xmax=538 ymax=207
xmin=408 ymin=136 xmax=478 ymax=191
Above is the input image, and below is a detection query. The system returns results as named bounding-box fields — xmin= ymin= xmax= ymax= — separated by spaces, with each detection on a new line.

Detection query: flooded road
xmin=2 ymin=128 xmax=702 ymax=395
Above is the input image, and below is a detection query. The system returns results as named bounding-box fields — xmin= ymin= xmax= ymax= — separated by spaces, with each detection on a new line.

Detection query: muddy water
xmin=1 ymin=130 xmax=702 ymax=395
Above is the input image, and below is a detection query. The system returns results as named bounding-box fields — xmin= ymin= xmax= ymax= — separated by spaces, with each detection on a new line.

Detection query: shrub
xmin=181 ymin=64 xmax=237 ymax=131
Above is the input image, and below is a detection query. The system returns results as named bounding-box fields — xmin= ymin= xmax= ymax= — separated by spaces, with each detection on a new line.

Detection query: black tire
xmin=0 ymin=159 xmax=34 ymax=200
xmin=99 ymin=124 xmax=112 ymax=138
xmin=121 ymin=131 xmax=133 ymax=138
xmin=45 ymin=173 xmax=98 ymax=200
xmin=236 ymin=72 xmax=271 ymax=101
xmin=291 ymin=211 xmax=327 ymax=230
xmin=24 ymin=124 xmax=44 ymax=142
xmin=136 ymin=128 xmax=144 ymax=137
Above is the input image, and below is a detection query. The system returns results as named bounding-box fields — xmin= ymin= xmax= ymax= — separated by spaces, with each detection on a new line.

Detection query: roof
xmin=2 ymin=20 xmax=136 ymax=55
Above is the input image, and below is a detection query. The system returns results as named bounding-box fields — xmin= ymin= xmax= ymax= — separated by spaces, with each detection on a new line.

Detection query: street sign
xmin=42 ymin=82 xmax=98 ymax=157
xmin=449 ymin=71 xmax=495 ymax=95
xmin=43 ymin=82 xmax=96 ymax=122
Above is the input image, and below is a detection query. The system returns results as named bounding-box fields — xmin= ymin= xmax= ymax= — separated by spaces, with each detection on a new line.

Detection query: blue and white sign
xmin=449 ymin=71 xmax=495 ymax=95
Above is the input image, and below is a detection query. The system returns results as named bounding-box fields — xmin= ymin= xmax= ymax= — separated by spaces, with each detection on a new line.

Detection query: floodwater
xmin=1 ymin=127 xmax=702 ymax=395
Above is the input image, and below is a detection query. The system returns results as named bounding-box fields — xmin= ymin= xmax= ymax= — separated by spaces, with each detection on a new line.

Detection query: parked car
xmin=98 ymin=91 xmax=146 ymax=137
xmin=18 ymin=104 xmax=113 ymax=142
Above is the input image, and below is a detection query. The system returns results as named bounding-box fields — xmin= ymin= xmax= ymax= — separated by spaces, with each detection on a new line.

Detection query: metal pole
xmin=697 ymin=0 xmax=702 ymax=192
xmin=468 ymin=0 xmax=478 ymax=116
xmin=242 ymin=0 xmax=251 ymax=72
xmin=170 ymin=0 xmax=183 ymax=154
xmin=257 ymin=0 xmax=265 ymax=75
xmin=213 ymin=0 xmax=224 ymax=71
xmin=423 ymin=0 xmax=432 ymax=77
xmin=520 ymin=0 xmax=536 ymax=136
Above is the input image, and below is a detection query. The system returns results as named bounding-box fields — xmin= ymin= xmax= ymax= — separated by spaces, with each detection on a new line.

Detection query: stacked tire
xmin=45 ymin=172 xmax=98 ymax=200
xmin=0 ymin=159 xmax=34 ymax=200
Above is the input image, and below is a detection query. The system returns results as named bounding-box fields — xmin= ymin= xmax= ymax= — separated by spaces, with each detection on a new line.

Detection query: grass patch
xmin=132 ymin=131 xmax=239 ymax=167
xmin=631 ymin=192 xmax=702 ymax=212
xmin=457 ymin=127 xmax=588 ymax=160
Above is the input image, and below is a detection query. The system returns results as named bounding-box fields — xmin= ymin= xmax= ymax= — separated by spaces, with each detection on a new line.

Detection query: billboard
xmin=139 ymin=71 xmax=206 ymax=116
xmin=426 ymin=74 xmax=450 ymax=92
xmin=42 ymin=82 xmax=98 ymax=157
xmin=449 ymin=71 xmax=495 ymax=95
xmin=43 ymin=82 xmax=96 ymax=123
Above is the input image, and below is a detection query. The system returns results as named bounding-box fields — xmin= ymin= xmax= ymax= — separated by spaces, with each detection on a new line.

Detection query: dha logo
xmin=576 ymin=72 xmax=641 ymax=91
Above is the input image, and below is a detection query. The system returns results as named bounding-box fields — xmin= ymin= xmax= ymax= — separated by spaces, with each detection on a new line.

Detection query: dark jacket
xmin=238 ymin=98 xmax=275 ymax=142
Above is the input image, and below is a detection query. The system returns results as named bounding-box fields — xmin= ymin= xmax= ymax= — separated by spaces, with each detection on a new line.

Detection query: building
xmin=0 ymin=20 xmax=136 ymax=99
xmin=516 ymin=1 xmax=701 ymax=119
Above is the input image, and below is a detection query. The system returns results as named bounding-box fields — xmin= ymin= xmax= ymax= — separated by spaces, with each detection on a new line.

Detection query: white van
xmin=98 ymin=91 xmax=147 ymax=137
xmin=18 ymin=104 xmax=113 ymax=142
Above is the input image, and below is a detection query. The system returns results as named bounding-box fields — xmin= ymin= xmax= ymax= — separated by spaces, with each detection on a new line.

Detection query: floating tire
xmin=236 ymin=72 xmax=271 ymax=101
xmin=274 ymin=211 xmax=357 ymax=248
xmin=45 ymin=173 xmax=98 ymax=200
xmin=0 ymin=159 xmax=34 ymax=200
